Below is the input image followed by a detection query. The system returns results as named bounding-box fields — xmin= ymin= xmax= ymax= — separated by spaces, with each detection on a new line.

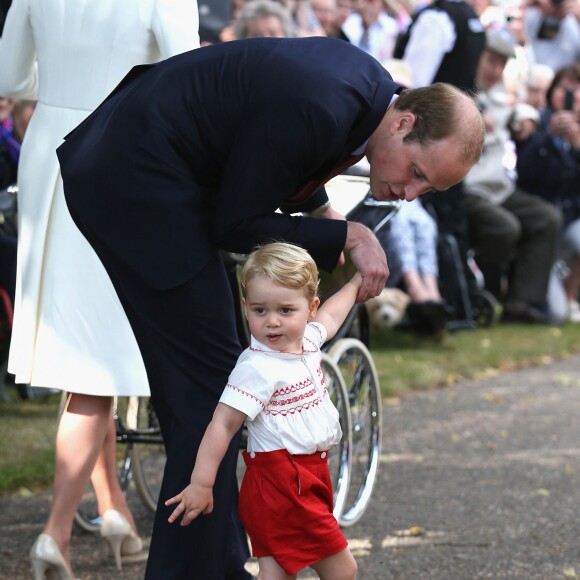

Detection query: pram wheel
xmin=321 ymin=353 xmax=352 ymax=521
xmin=470 ymin=288 xmax=499 ymax=328
xmin=328 ymin=338 xmax=381 ymax=527
xmin=128 ymin=396 xmax=166 ymax=513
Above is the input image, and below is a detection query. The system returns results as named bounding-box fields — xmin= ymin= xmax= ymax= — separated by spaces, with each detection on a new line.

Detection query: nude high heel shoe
xmin=100 ymin=509 xmax=143 ymax=570
xmin=30 ymin=533 xmax=74 ymax=580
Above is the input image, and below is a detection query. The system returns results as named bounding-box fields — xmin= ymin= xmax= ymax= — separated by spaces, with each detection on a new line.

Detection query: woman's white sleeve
xmin=0 ymin=0 xmax=38 ymax=99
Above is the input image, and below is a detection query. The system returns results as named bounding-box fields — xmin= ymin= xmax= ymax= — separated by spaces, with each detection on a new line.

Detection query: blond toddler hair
xmin=240 ymin=242 xmax=320 ymax=301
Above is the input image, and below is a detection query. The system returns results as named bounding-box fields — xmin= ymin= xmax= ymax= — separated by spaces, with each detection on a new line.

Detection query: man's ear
xmin=394 ymin=111 xmax=416 ymax=135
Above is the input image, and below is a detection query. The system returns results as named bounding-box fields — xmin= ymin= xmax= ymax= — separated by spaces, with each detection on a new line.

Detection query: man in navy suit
xmin=57 ymin=37 xmax=484 ymax=579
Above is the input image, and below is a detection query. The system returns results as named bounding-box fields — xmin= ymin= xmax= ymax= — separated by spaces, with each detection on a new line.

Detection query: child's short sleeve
xmin=219 ymin=356 xmax=273 ymax=421
xmin=305 ymin=321 xmax=327 ymax=348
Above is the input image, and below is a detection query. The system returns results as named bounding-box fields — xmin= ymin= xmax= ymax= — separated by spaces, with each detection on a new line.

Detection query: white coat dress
xmin=0 ymin=0 xmax=199 ymax=394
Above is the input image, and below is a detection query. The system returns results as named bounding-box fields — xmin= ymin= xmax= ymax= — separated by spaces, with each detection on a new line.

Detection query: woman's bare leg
xmin=43 ymin=394 xmax=112 ymax=568
xmin=90 ymin=410 xmax=138 ymax=532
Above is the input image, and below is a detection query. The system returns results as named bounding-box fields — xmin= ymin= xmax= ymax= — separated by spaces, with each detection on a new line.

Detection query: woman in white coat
xmin=0 ymin=1 xmax=199 ymax=578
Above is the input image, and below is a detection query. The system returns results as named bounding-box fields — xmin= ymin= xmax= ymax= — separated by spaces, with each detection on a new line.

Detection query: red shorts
xmin=239 ymin=449 xmax=348 ymax=575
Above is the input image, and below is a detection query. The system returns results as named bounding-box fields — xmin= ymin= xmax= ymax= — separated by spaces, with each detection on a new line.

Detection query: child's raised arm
xmin=165 ymin=402 xmax=246 ymax=526
xmin=314 ymin=272 xmax=363 ymax=342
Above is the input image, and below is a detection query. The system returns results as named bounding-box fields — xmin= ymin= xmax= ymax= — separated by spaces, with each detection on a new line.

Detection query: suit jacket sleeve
xmin=210 ymin=97 xmax=349 ymax=272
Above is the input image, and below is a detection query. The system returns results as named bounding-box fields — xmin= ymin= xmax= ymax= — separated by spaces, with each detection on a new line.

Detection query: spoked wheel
xmin=328 ymin=338 xmax=382 ymax=527
xmin=73 ymin=452 xmax=133 ymax=533
xmin=471 ymin=288 xmax=499 ymax=328
xmin=320 ymin=353 xmax=352 ymax=521
xmin=127 ymin=396 xmax=166 ymax=512
xmin=73 ymin=487 xmax=102 ymax=533
xmin=57 ymin=394 xmax=134 ymax=533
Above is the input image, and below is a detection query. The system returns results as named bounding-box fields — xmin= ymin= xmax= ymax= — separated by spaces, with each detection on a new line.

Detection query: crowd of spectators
xmin=3 ymin=0 xmax=580 ymax=334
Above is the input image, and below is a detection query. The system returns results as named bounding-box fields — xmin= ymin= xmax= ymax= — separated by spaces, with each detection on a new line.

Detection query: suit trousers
xmin=464 ymin=189 xmax=563 ymax=304
xmin=92 ymin=246 xmax=250 ymax=579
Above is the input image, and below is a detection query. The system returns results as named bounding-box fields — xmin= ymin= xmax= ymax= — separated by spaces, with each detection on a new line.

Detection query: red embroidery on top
xmin=272 ymin=379 xmax=312 ymax=398
xmin=270 ymin=387 xmax=318 ymax=406
xmin=303 ymin=335 xmax=320 ymax=354
xmin=224 ymin=384 xmax=266 ymax=409
xmin=268 ymin=397 xmax=323 ymax=416
xmin=316 ymin=365 xmax=325 ymax=386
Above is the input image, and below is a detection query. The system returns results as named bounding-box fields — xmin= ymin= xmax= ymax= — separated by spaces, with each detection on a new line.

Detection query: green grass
xmin=0 ymin=392 xmax=60 ymax=493
xmin=370 ymin=322 xmax=580 ymax=397
xmin=2 ymin=322 xmax=580 ymax=494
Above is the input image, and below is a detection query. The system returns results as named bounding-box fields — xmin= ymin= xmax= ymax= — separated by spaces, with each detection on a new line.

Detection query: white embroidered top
xmin=219 ymin=322 xmax=342 ymax=455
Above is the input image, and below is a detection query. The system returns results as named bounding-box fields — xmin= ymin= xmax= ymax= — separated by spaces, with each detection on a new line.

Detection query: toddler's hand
xmin=165 ymin=481 xmax=214 ymax=526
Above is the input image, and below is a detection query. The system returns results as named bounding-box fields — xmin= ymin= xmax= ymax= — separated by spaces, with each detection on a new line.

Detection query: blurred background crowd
xmin=2 ymin=0 xmax=580 ymax=340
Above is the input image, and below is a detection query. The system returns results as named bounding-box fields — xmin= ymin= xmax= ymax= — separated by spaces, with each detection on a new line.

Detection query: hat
xmin=485 ymin=29 xmax=516 ymax=59
xmin=510 ymin=102 xmax=540 ymax=126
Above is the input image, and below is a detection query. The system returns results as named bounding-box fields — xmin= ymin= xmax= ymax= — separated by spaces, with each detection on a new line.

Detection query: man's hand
xmin=165 ymin=480 xmax=214 ymax=526
xmin=344 ymin=221 xmax=389 ymax=302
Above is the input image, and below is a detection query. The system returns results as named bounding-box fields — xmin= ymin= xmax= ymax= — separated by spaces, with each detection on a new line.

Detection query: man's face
xmin=477 ymin=50 xmax=507 ymax=91
xmin=312 ymin=0 xmax=336 ymax=35
xmin=358 ymin=0 xmax=382 ymax=26
xmin=526 ymin=75 xmax=552 ymax=110
xmin=367 ymin=112 xmax=472 ymax=202
xmin=335 ymin=0 xmax=353 ymax=26
xmin=245 ymin=16 xmax=286 ymax=38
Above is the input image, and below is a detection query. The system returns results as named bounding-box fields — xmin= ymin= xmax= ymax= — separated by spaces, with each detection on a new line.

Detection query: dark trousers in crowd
xmin=463 ymin=188 xmax=562 ymax=305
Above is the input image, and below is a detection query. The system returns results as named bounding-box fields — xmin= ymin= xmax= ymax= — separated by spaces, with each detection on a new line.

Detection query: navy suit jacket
xmin=57 ymin=37 xmax=400 ymax=289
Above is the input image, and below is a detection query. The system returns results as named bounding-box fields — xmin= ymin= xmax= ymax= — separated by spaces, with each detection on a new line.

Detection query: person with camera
xmin=523 ymin=0 xmax=580 ymax=70
xmin=516 ymin=64 xmax=580 ymax=321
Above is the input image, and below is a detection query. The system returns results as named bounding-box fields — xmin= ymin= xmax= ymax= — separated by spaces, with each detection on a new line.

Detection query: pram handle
xmin=346 ymin=191 xmax=402 ymax=235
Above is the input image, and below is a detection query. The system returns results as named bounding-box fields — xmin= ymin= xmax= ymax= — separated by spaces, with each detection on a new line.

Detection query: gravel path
xmin=3 ymin=355 xmax=580 ymax=579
